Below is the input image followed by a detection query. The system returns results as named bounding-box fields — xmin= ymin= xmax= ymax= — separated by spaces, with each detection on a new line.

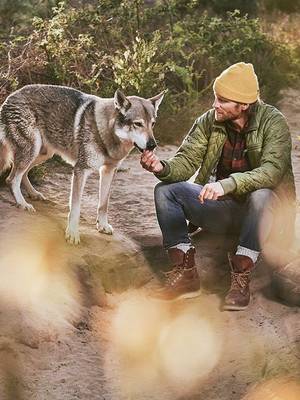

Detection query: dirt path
xmin=0 ymin=90 xmax=300 ymax=400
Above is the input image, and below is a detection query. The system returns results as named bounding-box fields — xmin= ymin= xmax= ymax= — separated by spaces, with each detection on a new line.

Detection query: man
xmin=140 ymin=62 xmax=296 ymax=310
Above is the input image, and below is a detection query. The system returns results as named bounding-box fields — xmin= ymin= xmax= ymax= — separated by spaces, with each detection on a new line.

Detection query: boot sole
xmin=151 ymin=289 xmax=202 ymax=302
xmin=222 ymin=303 xmax=249 ymax=311
xmin=175 ymin=289 xmax=202 ymax=301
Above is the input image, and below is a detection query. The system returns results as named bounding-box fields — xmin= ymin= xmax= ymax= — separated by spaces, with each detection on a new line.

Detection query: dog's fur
xmin=0 ymin=84 xmax=165 ymax=244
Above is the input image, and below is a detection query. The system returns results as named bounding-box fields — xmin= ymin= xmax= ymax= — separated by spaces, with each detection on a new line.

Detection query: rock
xmin=272 ymin=258 xmax=300 ymax=306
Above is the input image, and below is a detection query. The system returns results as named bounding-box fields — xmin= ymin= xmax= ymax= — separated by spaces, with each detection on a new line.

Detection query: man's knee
xmin=154 ymin=181 xmax=188 ymax=203
xmin=248 ymin=189 xmax=276 ymax=211
xmin=154 ymin=182 xmax=171 ymax=203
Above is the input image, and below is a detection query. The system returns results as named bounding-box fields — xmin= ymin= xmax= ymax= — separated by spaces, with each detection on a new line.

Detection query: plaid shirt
xmin=216 ymin=122 xmax=250 ymax=181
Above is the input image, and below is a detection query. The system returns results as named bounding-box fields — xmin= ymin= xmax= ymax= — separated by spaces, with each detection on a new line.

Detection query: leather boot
xmin=153 ymin=246 xmax=201 ymax=300
xmin=223 ymin=253 xmax=254 ymax=311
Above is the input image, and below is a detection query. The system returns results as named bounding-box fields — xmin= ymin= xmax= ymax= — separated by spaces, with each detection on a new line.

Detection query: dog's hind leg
xmin=7 ymin=164 xmax=36 ymax=212
xmin=22 ymin=148 xmax=54 ymax=200
xmin=65 ymin=166 xmax=92 ymax=245
xmin=6 ymin=131 xmax=42 ymax=212
xmin=22 ymin=173 xmax=46 ymax=201
xmin=96 ymin=164 xmax=117 ymax=235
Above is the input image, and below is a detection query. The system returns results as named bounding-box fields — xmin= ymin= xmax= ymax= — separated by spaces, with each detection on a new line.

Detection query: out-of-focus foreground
xmin=0 ymin=88 xmax=299 ymax=400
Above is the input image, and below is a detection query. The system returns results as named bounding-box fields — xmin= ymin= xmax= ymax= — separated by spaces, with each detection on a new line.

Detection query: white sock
xmin=169 ymin=243 xmax=192 ymax=253
xmin=236 ymin=245 xmax=259 ymax=264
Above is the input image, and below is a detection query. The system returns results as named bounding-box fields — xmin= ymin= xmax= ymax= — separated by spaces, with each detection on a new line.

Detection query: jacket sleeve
xmin=230 ymin=114 xmax=292 ymax=195
xmin=155 ymin=112 xmax=211 ymax=183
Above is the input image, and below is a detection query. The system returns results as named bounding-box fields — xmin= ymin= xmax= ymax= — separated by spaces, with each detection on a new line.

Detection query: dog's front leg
xmin=65 ymin=167 xmax=91 ymax=245
xmin=97 ymin=164 xmax=117 ymax=235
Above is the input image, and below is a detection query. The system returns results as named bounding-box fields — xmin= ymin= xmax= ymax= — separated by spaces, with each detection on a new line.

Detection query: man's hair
xmin=246 ymin=98 xmax=261 ymax=118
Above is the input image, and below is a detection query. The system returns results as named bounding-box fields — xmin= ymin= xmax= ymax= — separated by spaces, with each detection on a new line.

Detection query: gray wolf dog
xmin=0 ymin=84 xmax=165 ymax=244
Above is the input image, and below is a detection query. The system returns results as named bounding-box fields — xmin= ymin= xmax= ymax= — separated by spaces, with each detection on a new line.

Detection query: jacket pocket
xmin=245 ymin=145 xmax=262 ymax=168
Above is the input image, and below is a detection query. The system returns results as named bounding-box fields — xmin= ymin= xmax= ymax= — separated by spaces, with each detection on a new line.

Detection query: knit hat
xmin=213 ymin=62 xmax=259 ymax=104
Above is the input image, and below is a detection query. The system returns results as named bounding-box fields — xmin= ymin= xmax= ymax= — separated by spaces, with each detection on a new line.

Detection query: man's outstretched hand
xmin=140 ymin=150 xmax=164 ymax=173
xmin=198 ymin=182 xmax=224 ymax=203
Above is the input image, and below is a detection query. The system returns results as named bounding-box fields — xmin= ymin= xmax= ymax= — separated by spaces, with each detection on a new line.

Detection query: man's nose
xmin=146 ymin=138 xmax=157 ymax=151
xmin=213 ymin=98 xmax=220 ymax=109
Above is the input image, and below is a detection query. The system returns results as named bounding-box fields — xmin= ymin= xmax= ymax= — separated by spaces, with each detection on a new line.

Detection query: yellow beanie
xmin=213 ymin=62 xmax=259 ymax=104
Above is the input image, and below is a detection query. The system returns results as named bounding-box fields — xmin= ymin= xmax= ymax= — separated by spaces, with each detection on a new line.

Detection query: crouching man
xmin=140 ymin=62 xmax=296 ymax=310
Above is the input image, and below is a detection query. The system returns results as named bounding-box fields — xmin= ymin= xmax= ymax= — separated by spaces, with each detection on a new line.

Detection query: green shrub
xmin=0 ymin=2 xmax=299 ymax=144
xmin=111 ymin=33 xmax=166 ymax=96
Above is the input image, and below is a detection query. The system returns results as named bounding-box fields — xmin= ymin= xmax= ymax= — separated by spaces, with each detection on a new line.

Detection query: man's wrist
xmin=154 ymin=161 xmax=170 ymax=177
xmin=219 ymin=177 xmax=237 ymax=195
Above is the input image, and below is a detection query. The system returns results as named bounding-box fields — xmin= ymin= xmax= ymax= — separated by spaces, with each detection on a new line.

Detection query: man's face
xmin=213 ymin=95 xmax=246 ymax=122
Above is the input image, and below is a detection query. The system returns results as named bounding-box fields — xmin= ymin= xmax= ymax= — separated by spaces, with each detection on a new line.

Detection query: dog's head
xmin=113 ymin=89 xmax=166 ymax=152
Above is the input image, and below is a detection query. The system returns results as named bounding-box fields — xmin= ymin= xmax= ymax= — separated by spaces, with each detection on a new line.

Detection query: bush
xmin=0 ymin=2 xmax=299 ymax=144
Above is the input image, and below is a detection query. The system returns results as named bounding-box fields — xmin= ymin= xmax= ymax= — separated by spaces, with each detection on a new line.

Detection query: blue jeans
xmin=154 ymin=181 xmax=277 ymax=251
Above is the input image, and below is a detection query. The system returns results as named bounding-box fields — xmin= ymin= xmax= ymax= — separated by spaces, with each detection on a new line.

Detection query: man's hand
xmin=198 ymin=182 xmax=224 ymax=203
xmin=140 ymin=150 xmax=164 ymax=173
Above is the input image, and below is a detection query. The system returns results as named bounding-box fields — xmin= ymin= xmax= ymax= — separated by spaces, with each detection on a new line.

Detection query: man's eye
xmin=134 ymin=122 xmax=143 ymax=128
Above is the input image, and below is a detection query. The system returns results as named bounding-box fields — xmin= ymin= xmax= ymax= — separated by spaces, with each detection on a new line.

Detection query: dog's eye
xmin=134 ymin=122 xmax=143 ymax=128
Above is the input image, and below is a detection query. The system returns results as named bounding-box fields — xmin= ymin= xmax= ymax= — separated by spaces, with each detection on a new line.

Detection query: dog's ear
xmin=148 ymin=89 xmax=167 ymax=117
xmin=114 ymin=89 xmax=131 ymax=114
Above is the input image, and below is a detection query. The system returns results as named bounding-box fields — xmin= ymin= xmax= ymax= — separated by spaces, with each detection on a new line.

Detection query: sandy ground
xmin=0 ymin=89 xmax=300 ymax=400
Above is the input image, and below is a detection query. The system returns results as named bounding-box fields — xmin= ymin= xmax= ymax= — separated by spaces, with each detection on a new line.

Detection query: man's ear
xmin=114 ymin=89 xmax=131 ymax=114
xmin=241 ymin=103 xmax=250 ymax=111
xmin=148 ymin=89 xmax=168 ymax=117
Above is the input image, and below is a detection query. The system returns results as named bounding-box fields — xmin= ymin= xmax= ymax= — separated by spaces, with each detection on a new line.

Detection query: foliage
xmin=111 ymin=33 xmax=166 ymax=96
xmin=0 ymin=0 xmax=59 ymax=34
xmin=263 ymin=0 xmax=300 ymax=13
xmin=210 ymin=0 xmax=258 ymax=16
xmin=0 ymin=1 xmax=300 ymax=144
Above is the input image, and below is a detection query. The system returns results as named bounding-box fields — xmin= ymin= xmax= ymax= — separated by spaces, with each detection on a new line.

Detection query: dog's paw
xmin=17 ymin=202 xmax=36 ymax=213
xmin=65 ymin=226 xmax=80 ymax=245
xmin=97 ymin=222 xmax=114 ymax=235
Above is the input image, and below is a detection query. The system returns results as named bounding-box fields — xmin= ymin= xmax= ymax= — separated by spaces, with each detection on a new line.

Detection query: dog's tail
xmin=0 ymin=116 xmax=13 ymax=177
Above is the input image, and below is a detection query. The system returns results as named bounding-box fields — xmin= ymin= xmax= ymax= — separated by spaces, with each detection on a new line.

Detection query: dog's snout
xmin=146 ymin=138 xmax=157 ymax=151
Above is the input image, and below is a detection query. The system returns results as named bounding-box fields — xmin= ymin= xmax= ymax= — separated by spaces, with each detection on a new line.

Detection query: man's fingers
xmin=140 ymin=150 xmax=161 ymax=173
xmin=204 ymin=188 xmax=214 ymax=201
xmin=199 ymin=185 xmax=219 ymax=203
xmin=140 ymin=151 xmax=154 ymax=168
xmin=150 ymin=160 xmax=159 ymax=168
xmin=206 ymin=190 xmax=215 ymax=200
xmin=198 ymin=186 xmax=207 ymax=203
xmin=213 ymin=192 xmax=219 ymax=200
xmin=141 ymin=153 xmax=152 ymax=164
xmin=142 ymin=152 xmax=156 ymax=164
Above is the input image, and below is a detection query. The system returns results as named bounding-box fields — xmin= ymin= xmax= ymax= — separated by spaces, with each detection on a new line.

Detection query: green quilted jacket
xmin=158 ymin=102 xmax=296 ymax=203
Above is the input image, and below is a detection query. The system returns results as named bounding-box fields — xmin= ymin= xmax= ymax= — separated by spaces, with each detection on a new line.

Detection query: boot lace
xmin=163 ymin=266 xmax=184 ymax=287
xmin=230 ymin=271 xmax=250 ymax=291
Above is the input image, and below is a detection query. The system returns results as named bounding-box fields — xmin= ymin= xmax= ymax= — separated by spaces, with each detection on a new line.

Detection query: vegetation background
xmin=0 ymin=0 xmax=300 ymax=145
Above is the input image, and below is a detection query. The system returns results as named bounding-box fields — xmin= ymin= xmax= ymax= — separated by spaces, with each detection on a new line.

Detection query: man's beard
xmin=215 ymin=110 xmax=241 ymax=122
xmin=215 ymin=110 xmax=230 ymax=122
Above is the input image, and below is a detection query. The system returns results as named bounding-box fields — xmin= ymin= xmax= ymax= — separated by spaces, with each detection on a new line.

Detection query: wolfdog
xmin=0 ymin=84 xmax=165 ymax=244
